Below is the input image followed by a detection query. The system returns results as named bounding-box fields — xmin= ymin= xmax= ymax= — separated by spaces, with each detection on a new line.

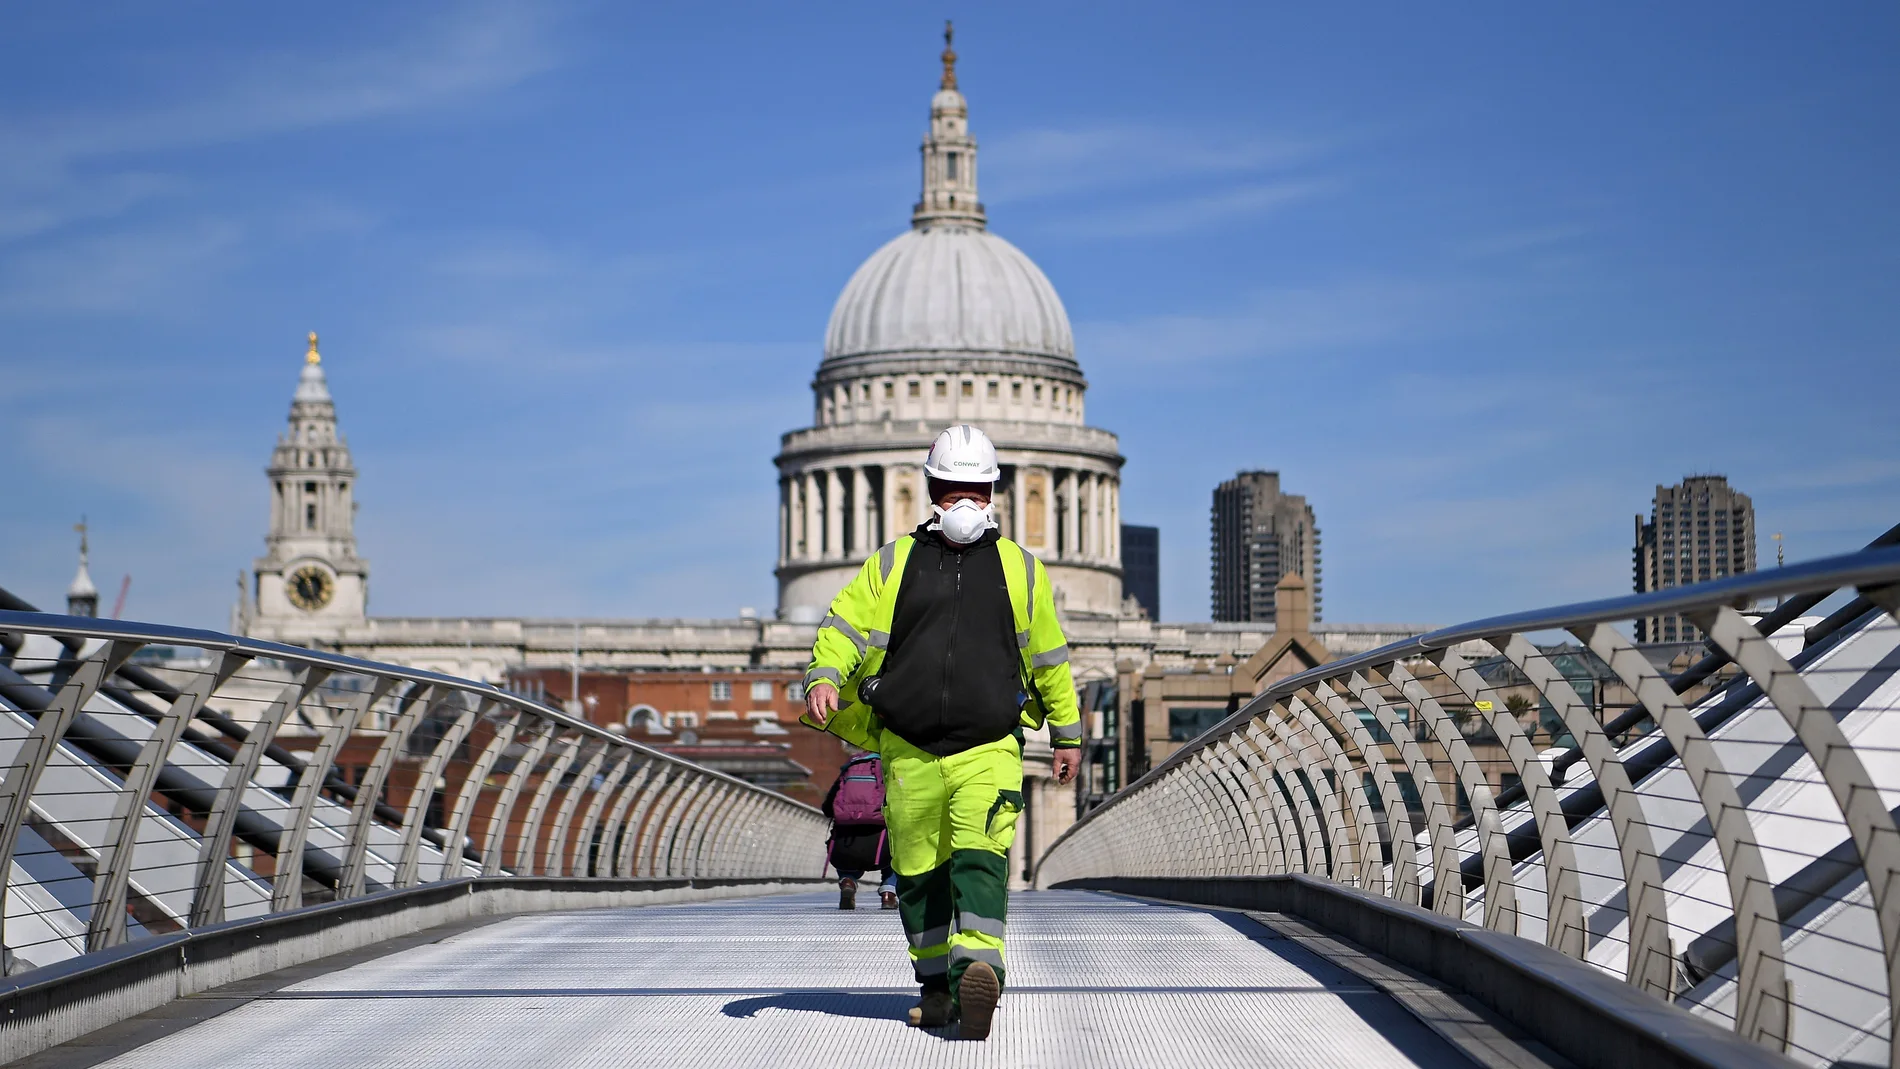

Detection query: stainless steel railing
xmin=0 ymin=610 xmax=826 ymax=976
xmin=1037 ymin=537 xmax=1900 ymax=1069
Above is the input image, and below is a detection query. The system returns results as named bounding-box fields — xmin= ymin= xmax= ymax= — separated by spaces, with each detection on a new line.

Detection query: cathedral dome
xmin=822 ymin=226 xmax=1075 ymax=365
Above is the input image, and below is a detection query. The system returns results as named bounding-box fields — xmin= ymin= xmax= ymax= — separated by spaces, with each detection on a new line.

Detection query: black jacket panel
xmin=868 ymin=525 xmax=1022 ymax=756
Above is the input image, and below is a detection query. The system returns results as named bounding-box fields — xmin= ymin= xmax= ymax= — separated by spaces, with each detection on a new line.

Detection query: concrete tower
xmin=245 ymin=332 xmax=369 ymax=646
xmin=775 ymin=24 xmax=1126 ymax=620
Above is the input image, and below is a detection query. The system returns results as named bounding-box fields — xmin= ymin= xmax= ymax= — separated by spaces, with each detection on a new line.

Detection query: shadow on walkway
xmin=722 ymin=991 xmax=916 ymax=1022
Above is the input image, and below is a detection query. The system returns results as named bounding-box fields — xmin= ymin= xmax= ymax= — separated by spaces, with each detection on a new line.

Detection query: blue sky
xmin=3 ymin=2 xmax=1895 ymax=629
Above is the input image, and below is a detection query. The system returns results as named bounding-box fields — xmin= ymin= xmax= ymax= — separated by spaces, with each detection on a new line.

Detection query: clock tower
xmin=243 ymin=332 xmax=369 ymax=647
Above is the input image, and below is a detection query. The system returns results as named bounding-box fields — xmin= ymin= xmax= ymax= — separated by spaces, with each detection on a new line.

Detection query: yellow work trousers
xmin=882 ymin=732 xmax=1023 ymax=992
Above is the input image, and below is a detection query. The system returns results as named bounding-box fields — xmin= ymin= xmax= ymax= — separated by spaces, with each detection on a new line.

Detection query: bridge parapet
xmin=1040 ymin=525 xmax=1900 ymax=1068
xmin=0 ymin=606 xmax=825 ymax=986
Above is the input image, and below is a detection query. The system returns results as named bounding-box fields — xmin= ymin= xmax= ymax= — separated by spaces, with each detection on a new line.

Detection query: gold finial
xmin=306 ymin=331 xmax=320 ymax=365
xmin=940 ymin=20 xmax=957 ymax=91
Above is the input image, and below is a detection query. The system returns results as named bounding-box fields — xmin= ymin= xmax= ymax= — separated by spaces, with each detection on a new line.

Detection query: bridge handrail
xmin=0 ymin=608 xmax=826 ymax=978
xmin=1039 ymin=537 xmax=1900 ymax=1066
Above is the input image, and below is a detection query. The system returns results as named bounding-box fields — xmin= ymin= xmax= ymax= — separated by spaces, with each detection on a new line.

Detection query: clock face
xmin=287 ymin=565 xmax=335 ymax=612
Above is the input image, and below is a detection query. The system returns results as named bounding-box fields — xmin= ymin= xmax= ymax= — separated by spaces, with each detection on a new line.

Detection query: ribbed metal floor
xmin=90 ymin=891 xmax=1474 ymax=1068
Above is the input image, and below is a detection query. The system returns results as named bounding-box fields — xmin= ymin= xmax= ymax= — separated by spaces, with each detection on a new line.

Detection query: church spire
xmin=940 ymin=20 xmax=957 ymax=90
xmin=912 ymin=21 xmax=985 ymax=230
xmin=67 ymin=518 xmax=98 ymax=617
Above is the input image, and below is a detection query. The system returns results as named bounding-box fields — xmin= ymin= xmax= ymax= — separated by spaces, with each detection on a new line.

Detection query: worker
xmin=800 ymin=423 xmax=1082 ymax=1041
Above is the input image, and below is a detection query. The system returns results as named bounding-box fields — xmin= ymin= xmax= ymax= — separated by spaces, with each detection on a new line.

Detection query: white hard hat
xmin=924 ymin=424 xmax=1000 ymax=483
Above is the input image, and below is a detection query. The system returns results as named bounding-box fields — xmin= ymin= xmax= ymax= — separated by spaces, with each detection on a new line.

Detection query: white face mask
xmin=929 ymin=498 xmax=996 ymax=545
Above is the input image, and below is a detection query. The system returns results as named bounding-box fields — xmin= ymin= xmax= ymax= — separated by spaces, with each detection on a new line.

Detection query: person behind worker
xmin=822 ymin=749 xmax=897 ymax=910
xmin=800 ymin=424 xmax=1081 ymax=1041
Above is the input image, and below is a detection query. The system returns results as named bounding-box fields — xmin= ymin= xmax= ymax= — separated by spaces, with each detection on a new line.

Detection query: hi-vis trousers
xmin=882 ymin=732 xmax=1023 ymax=993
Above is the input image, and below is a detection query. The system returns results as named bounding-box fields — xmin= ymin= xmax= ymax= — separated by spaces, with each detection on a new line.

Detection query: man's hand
xmin=1051 ymin=747 xmax=1081 ymax=785
xmin=804 ymin=682 xmax=840 ymax=726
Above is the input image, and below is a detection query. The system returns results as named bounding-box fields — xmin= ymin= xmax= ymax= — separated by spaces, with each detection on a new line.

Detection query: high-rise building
xmin=1120 ymin=525 xmax=1159 ymax=620
xmin=1210 ymin=471 xmax=1320 ymax=624
xmin=1633 ymin=474 xmax=1757 ymax=643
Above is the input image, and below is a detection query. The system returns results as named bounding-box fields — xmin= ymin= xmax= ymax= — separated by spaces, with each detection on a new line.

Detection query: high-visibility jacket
xmin=799 ymin=534 xmax=1082 ymax=755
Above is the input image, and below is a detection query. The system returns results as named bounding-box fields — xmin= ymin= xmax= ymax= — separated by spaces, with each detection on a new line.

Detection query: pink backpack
xmin=831 ymin=754 xmax=886 ymax=825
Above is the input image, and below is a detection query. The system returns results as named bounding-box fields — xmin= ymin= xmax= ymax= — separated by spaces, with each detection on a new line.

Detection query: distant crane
xmin=110 ymin=575 xmax=131 ymax=619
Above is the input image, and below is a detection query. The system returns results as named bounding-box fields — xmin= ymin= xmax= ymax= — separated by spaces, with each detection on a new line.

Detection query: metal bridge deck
xmin=74 ymin=891 xmax=1478 ymax=1068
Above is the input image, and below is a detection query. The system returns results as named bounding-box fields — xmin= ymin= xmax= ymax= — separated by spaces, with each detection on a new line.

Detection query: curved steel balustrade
xmin=1038 ymin=537 xmax=1900 ymax=1069
xmin=0 ymin=609 xmax=826 ymax=977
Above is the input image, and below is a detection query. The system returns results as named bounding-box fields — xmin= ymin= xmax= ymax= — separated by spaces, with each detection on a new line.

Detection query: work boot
xmin=838 ymin=877 xmax=857 ymax=910
xmin=880 ymin=890 xmax=898 ymax=910
xmin=957 ymin=961 xmax=1000 ymax=1040
xmin=907 ymin=987 xmax=955 ymax=1028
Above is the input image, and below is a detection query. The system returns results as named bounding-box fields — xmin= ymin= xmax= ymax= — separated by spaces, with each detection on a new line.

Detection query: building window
xmin=961 ymin=381 xmax=974 ymax=398
xmin=1011 ymin=382 xmax=1022 ymax=401
xmin=710 ymin=681 xmax=731 ymax=702
xmin=860 ymin=383 xmax=871 ymax=401
xmin=664 ymin=711 xmax=699 ymax=729
xmin=935 ymin=380 xmax=947 ymax=398
xmin=750 ymin=680 xmax=773 ymax=702
xmin=987 ymin=381 xmax=999 ymax=400
xmin=884 ymin=382 xmax=895 ymax=400
xmin=785 ymin=681 xmax=804 ymax=702
xmin=746 ymin=710 xmax=779 ymax=726
xmin=946 ymin=152 xmax=959 ymax=181
xmin=908 ymin=381 xmax=921 ymax=399
xmin=1033 ymin=384 xmax=1043 ymax=403
xmin=305 ymin=503 xmax=317 ymax=529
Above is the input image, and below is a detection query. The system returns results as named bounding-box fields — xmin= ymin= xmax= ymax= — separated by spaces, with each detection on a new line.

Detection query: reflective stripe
xmin=869 ymin=629 xmax=890 ymax=650
xmin=1049 ymin=719 xmax=1083 ymax=742
xmin=1030 ymin=644 xmax=1070 ymax=669
xmin=821 ymin=613 xmax=868 ymax=654
xmin=1020 ymin=545 xmax=1037 ymax=628
xmin=958 ymin=912 xmax=1007 ymax=939
xmin=804 ymin=666 xmax=842 ymax=689
xmin=1016 ymin=629 xmax=1032 ymax=650
xmin=912 ymin=954 xmax=950 ymax=976
xmin=948 ymin=945 xmax=1006 ymax=969
xmin=878 ymin=542 xmax=897 ymax=583
xmin=908 ymin=923 xmax=953 ymax=949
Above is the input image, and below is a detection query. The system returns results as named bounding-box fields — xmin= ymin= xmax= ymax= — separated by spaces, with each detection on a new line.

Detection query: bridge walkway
xmin=19 ymin=891 xmax=1524 ymax=1069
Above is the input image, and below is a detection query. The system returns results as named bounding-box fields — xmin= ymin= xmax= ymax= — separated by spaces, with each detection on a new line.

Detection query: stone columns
xmin=1064 ymin=470 xmax=1080 ymax=561
xmin=825 ymin=469 xmax=845 ymax=559
xmin=801 ymin=473 xmax=820 ymax=561
xmin=852 ymin=466 xmax=872 ymax=555
xmin=777 ymin=477 xmax=789 ymax=565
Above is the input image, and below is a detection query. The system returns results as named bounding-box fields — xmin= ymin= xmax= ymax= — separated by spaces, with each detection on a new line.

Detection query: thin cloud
xmin=1453 ymin=224 xmax=1591 ymax=261
xmin=983 ymin=124 xmax=1325 ymax=203
xmin=1037 ymin=180 xmax=1328 ymax=239
xmin=0 ymin=3 xmax=563 ymax=243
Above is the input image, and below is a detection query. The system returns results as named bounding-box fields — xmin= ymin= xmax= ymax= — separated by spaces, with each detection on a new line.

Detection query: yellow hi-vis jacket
xmin=798 ymin=534 xmax=1083 ymax=755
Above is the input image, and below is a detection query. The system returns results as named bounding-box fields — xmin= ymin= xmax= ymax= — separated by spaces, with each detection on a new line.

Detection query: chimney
xmin=1274 ymin=571 xmax=1310 ymax=636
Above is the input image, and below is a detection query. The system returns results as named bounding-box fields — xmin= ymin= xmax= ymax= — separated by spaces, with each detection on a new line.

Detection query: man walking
xmin=800 ymin=424 xmax=1082 ymax=1040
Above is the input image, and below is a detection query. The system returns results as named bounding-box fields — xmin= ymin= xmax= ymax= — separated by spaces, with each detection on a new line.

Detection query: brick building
xmin=506 ymin=666 xmax=855 ymax=806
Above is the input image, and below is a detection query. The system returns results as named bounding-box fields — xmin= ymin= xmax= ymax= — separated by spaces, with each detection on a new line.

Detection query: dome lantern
xmin=912 ymin=20 xmax=985 ymax=231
